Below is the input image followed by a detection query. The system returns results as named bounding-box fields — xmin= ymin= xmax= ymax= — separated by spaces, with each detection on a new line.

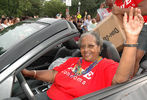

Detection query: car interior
xmin=11 ymin=37 xmax=147 ymax=100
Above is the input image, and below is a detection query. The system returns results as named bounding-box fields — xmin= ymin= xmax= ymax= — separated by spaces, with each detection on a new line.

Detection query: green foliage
xmin=0 ymin=0 xmax=38 ymax=17
xmin=0 ymin=0 xmax=105 ymax=18
xmin=26 ymin=0 xmax=42 ymax=16
xmin=18 ymin=0 xmax=32 ymax=16
xmin=41 ymin=0 xmax=66 ymax=17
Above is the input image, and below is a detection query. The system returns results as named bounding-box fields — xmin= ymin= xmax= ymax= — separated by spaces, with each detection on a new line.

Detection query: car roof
xmin=0 ymin=18 xmax=79 ymax=74
xmin=23 ymin=18 xmax=60 ymax=24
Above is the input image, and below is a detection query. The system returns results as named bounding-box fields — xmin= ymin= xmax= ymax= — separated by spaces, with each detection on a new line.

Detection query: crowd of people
xmin=56 ymin=13 xmax=98 ymax=35
xmin=0 ymin=1 xmax=112 ymax=35
xmin=0 ymin=15 xmax=39 ymax=31
xmin=0 ymin=16 xmax=20 ymax=30
xmin=54 ymin=0 xmax=118 ymax=36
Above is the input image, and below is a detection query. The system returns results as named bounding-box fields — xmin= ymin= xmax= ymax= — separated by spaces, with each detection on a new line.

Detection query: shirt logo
xmin=61 ymin=67 xmax=94 ymax=85
xmin=126 ymin=0 xmax=131 ymax=5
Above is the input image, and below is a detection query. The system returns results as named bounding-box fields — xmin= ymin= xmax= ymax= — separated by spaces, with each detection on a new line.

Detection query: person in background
xmin=100 ymin=2 xmax=106 ymax=8
xmin=96 ymin=0 xmax=111 ymax=22
xmin=56 ymin=13 xmax=61 ymax=19
xmin=66 ymin=14 xmax=71 ymax=21
xmin=13 ymin=17 xmax=20 ymax=24
xmin=72 ymin=15 xmax=78 ymax=27
xmin=83 ymin=15 xmax=92 ymax=31
xmin=112 ymin=0 xmax=147 ymax=76
xmin=72 ymin=15 xmax=83 ymax=40
xmin=7 ymin=17 xmax=14 ymax=26
xmin=88 ymin=18 xmax=97 ymax=31
xmin=0 ymin=19 xmax=4 ymax=31
xmin=105 ymin=0 xmax=114 ymax=12
xmin=1 ymin=18 xmax=8 ymax=28
xmin=22 ymin=8 xmax=144 ymax=100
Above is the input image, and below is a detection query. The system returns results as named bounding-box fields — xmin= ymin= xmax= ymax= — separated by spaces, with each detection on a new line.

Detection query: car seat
xmin=140 ymin=60 xmax=147 ymax=73
xmin=100 ymin=40 xmax=120 ymax=62
xmin=62 ymin=38 xmax=79 ymax=50
xmin=137 ymin=53 xmax=147 ymax=75
xmin=53 ymin=38 xmax=79 ymax=61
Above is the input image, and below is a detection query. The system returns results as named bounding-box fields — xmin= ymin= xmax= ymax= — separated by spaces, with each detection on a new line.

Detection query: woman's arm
xmin=137 ymin=0 xmax=147 ymax=15
xmin=22 ymin=69 xmax=58 ymax=83
xmin=112 ymin=7 xmax=144 ymax=85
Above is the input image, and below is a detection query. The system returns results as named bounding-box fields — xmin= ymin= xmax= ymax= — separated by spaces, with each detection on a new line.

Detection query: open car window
xmin=0 ymin=22 xmax=47 ymax=56
xmin=12 ymin=37 xmax=80 ymax=99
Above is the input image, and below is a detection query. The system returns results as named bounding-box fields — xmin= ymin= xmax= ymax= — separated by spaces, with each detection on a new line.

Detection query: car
xmin=0 ymin=17 xmax=147 ymax=100
xmin=0 ymin=18 xmax=80 ymax=100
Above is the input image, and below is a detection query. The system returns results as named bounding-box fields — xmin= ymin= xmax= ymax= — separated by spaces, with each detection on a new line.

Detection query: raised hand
xmin=123 ymin=7 xmax=144 ymax=41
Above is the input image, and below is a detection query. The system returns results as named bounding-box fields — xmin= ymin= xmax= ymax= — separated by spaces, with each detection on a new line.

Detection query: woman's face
xmin=80 ymin=34 xmax=100 ymax=62
xmin=105 ymin=0 xmax=113 ymax=6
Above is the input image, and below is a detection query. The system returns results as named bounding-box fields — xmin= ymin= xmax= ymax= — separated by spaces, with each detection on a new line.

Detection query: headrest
xmin=63 ymin=39 xmax=79 ymax=50
xmin=100 ymin=40 xmax=120 ymax=62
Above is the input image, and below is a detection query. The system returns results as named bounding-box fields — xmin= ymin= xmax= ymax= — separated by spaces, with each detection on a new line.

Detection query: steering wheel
xmin=16 ymin=72 xmax=35 ymax=100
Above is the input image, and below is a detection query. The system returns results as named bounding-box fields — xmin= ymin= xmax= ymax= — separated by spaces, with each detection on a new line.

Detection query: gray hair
xmin=78 ymin=31 xmax=103 ymax=51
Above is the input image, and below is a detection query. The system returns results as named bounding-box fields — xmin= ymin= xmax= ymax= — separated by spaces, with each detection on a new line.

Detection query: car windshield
xmin=0 ymin=22 xmax=47 ymax=55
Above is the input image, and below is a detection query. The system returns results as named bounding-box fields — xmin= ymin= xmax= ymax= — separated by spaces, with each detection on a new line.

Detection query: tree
xmin=41 ymin=0 xmax=66 ymax=17
xmin=0 ymin=0 xmax=32 ymax=17
xmin=26 ymin=0 xmax=43 ymax=17
xmin=17 ymin=0 xmax=32 ymax=17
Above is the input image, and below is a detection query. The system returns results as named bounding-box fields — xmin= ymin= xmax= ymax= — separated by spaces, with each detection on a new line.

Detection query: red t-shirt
xmin=115 ymin=0 xmax=147 ymax=22
xmin=47 ymin=57 xmax=118 ymax=100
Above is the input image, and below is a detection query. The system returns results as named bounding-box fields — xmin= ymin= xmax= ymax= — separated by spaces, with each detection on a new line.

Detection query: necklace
xmin=72 ymin=57 xmax=103 ymax=76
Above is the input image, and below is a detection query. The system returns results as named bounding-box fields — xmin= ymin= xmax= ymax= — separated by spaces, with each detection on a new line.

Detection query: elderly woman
xmin=22 ymin=7 xmax=144 ymax=100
